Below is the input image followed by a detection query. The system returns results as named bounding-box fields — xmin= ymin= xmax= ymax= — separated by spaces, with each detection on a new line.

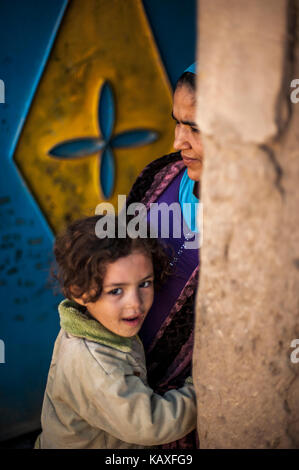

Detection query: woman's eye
xmin=191 ymin=127 xmax=200 ymax=133
xmin=139 ymin=280 xmax=153 ymax=288
xmin=108 ymin=288 xmax=122 ymax=296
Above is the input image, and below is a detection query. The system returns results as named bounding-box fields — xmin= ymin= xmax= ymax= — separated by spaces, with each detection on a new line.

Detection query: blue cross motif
xmin=48 ymin=81 xmax=158 ymax=198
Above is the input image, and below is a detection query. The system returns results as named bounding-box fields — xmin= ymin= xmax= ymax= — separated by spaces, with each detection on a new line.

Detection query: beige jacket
xmin=37 ymin=300 xmax=196 ymax=449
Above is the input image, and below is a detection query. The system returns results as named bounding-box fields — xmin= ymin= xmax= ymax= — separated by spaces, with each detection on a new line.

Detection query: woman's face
xmin=172 ymin=84 xmax=203 ymax=181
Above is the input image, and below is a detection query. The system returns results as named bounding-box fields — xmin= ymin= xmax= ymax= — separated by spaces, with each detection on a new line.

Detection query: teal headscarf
xmin=179 ymin=169 xmax=199 ymax=233
xmin=184 ymin=62 xmax=197 ymax=74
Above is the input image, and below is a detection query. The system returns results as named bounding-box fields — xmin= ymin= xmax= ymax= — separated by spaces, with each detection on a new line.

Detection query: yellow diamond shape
xmin=14 ymin=0 xmax=175 ymax=233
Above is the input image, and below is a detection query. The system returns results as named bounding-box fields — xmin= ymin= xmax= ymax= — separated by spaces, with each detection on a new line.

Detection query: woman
xmin=127 ymin=63 xmax=202 ymax=449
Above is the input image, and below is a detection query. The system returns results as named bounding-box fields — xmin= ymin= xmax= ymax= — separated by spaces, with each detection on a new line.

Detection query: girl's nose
xmin=125 ymin=289 xmax=143 ymax=312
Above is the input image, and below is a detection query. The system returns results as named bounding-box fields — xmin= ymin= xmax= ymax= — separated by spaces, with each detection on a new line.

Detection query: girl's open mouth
xmin=122 ymin=316 xmax=141 ymax=326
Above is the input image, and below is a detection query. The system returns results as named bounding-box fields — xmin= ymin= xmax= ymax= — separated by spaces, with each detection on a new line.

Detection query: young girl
xmin=36 ymin=215 xmax=196 ymax=449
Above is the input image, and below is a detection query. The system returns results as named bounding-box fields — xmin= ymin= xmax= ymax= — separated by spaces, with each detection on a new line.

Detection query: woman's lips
xmin=182 ymin=155 xmax=197 ymax=165
xmin=182 ymin=154 xmax=202 ymax=166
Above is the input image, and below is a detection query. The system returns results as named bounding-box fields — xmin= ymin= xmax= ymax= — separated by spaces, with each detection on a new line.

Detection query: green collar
xmin=58 ymin=299 xmax=133 ymax=353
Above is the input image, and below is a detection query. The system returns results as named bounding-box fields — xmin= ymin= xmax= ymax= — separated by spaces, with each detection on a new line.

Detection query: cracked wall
xmin=194 ymin=0 xmax=299 ymax=448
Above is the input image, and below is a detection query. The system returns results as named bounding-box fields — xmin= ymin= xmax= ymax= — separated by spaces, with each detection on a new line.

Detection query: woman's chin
xmin=186 ymin=165 xmax=202 ymax=182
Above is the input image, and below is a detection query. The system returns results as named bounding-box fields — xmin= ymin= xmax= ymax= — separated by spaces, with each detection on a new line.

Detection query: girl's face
xmin=172 ymin=84 xmax=203 ymax=181
xmin=75 ymin=250 xmax=154 ymax=337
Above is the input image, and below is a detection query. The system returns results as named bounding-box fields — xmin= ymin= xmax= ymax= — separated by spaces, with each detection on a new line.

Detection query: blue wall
xmin=0 ymin=0 xmax=196 ymax=441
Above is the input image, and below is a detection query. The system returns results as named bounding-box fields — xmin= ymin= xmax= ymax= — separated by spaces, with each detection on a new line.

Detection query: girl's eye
xmin=108 ymin=288 xmax=122 ymax=296
xmin=139 ymin=280 xmax=153 ymax=289
xmin=191 ymin=127 xmax=200 ymax=133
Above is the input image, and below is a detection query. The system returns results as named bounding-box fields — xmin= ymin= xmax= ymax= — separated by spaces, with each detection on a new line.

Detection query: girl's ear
xmin=69 ymin=285 xmax=88 ymax=306
xmin=72 ymin=296 xmax=87 ymax=307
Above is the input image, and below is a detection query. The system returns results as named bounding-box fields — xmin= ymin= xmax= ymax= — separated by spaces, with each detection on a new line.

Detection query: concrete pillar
xmin=194 ymin=0 xmax=299 ymax=448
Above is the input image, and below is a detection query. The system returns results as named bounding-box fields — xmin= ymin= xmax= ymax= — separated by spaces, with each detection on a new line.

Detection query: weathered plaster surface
xmin=194 ymin=0 xmax=299 ymax=448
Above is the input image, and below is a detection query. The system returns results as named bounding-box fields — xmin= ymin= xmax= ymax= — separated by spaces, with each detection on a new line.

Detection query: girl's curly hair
xmin=53 ymin=215 xmax=172 ymax=303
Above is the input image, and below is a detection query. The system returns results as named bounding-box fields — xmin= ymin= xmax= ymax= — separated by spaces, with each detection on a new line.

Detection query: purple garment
xmin=139 ymin=169 xmax=199 ymax=350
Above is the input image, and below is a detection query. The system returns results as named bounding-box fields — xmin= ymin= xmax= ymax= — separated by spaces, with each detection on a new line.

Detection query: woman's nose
xmin=173 ymin=126 xmax=191 ymax=151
